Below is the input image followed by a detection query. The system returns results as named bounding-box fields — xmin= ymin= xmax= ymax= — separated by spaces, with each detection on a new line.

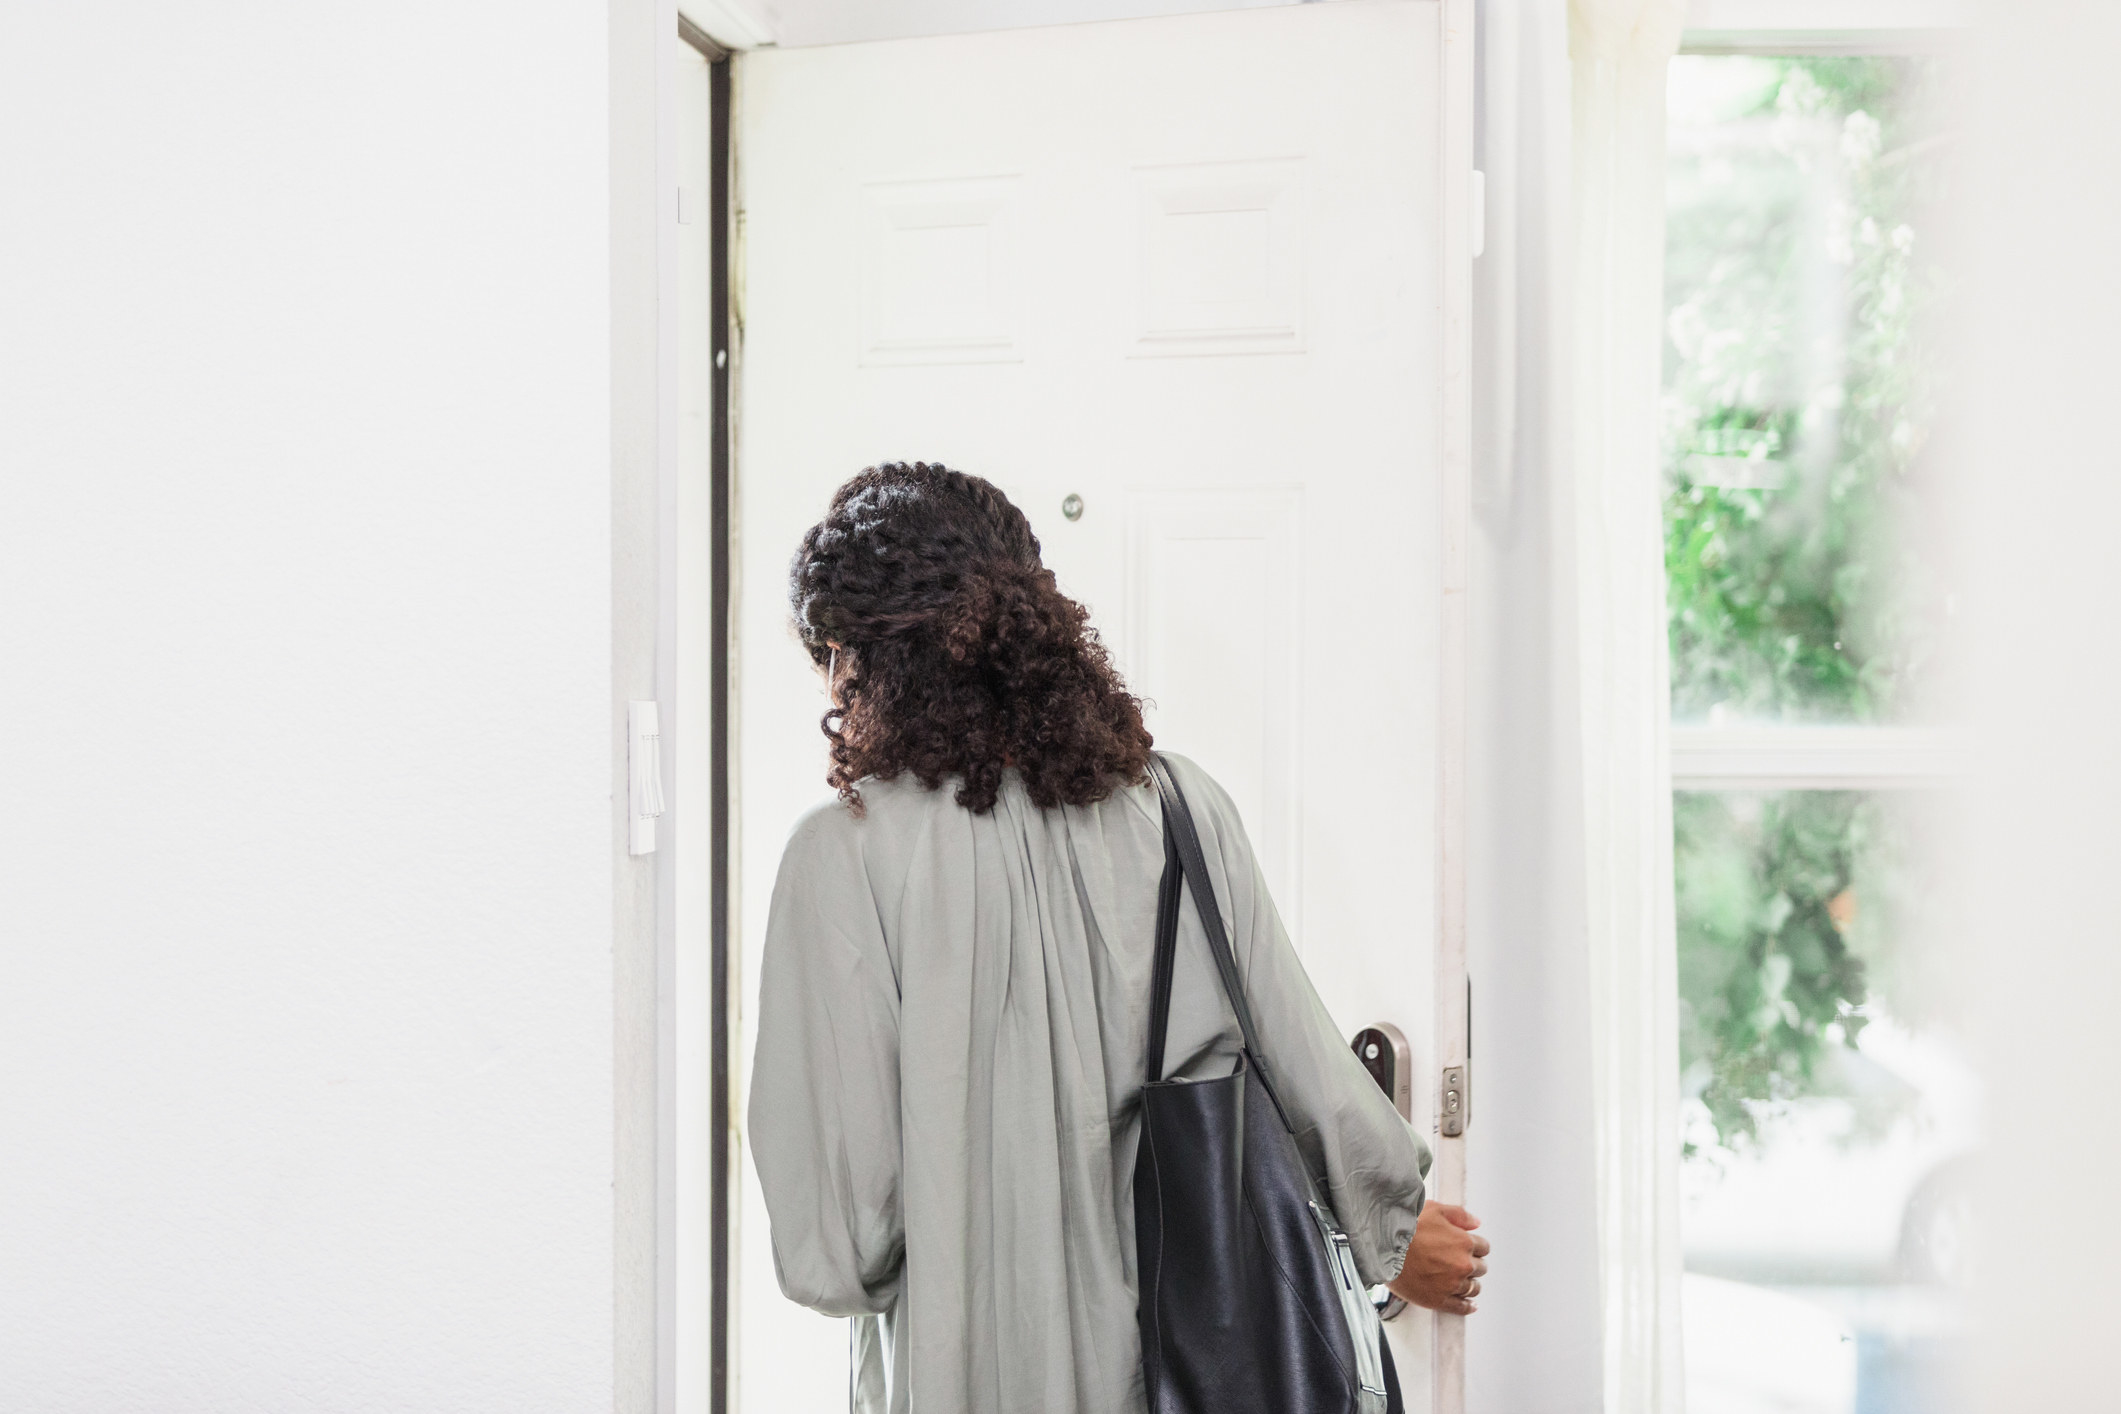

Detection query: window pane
xmin=1664 ymin=57 xmax=1955 ymax=725
xmin=1675 ymin=789 xmax=1976 ymax=1414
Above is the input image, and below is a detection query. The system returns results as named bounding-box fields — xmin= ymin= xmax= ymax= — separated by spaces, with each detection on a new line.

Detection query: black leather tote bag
xmin=1135 ymin=754 xmax=1398 ymax=1414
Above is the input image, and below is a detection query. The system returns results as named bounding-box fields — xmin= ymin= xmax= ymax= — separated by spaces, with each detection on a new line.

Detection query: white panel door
xmin=734 ymin=4 xmax=1468 ymax=1409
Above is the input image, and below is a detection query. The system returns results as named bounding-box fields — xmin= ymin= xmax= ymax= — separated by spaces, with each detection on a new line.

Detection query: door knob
xmin=1352 ymin=1022 xmax=1414 ymax=1322
xmin=1351 ymin=1023 xmax=1411 ymax=1121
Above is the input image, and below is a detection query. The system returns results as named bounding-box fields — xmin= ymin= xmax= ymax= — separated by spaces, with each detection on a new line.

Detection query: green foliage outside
xmin=1676 ymin=789 xmax=1953 ymax=1151
xmin=1664 ymin=56 xmax=1950 ymax=725
xmin=1678 ymin=792 xmax=1876 ymax=1148
xmin=1663 ymin=57 xmax=1952 ymax=1150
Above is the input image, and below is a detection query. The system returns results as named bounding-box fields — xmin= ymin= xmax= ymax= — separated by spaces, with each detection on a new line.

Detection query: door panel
xmin=1125 ymin=486 xmax=1302 ymax=917
xmin=735 ymin=5 xmax=1458 ymax=1408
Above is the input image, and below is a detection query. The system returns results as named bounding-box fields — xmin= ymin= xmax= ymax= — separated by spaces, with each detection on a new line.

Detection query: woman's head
xmin=789 ymin=462 xmax=1152 ymax=813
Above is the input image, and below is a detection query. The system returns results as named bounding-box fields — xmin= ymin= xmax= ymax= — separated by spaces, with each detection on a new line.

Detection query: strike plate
xmin=1439 ymin=1063 xmax=1468 ymax=1138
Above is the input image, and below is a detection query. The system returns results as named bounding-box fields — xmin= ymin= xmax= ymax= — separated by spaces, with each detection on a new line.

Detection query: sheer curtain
xmin=1466 ymin=0 xmax=1602 ymax=1408
xmin=1468 ymin=1 xmax=1685 ymax=1410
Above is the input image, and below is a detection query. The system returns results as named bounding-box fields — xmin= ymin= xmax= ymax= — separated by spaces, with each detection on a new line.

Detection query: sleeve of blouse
xmin=746 ymin=805 xmax=905 ymax=1318
xmin=1170 ymin=756 xmax=1433 ymax=1287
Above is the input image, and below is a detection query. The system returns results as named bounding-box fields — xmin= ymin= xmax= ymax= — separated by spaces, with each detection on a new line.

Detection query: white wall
xmin=1962 ymin=1 xmax=2121 ymax=1406
xmin=0 ymin=4 xmax=651 ymax=1408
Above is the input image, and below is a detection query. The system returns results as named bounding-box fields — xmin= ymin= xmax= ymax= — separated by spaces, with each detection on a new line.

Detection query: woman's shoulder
xmin=773 ymin=776 xmax=965 ymax=939
xmin=1148 ymin=751 xmax=1258 ymax=863
xmin=778 ymin=773 xmax=951 ymax=860
xmin=1152 ymin=751 xmax=1240 ymax=819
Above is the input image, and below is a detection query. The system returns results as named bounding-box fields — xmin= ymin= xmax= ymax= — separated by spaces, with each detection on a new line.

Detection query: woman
xmin=749 ymin=463 xmax=1490 ymax=1413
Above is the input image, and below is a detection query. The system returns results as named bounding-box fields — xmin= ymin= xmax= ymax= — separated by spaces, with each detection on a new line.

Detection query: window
xmin=1664 ymin=50 xmax=1973 ymax=1414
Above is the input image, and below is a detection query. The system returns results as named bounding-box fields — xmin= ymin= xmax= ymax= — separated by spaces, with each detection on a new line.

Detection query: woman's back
xmin=752 ymin=462 xmax=1435 ymax=1412
xmin=750 ymin=754 xmax=1429 ymax=1414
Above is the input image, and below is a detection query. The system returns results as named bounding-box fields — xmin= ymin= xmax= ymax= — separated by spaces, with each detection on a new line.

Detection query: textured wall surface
xmin=0 ymin=4 xmax=620 ymax=1409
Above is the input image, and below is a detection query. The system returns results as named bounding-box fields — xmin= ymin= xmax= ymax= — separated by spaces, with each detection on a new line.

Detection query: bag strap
xmin=1146 ymin=754 xmax=1267 ymax=1063
xmin=1143 ymin=755 xmax=1296 ymax=1136
xmin=1145 ymin=814 xmax=1185 ymax=1083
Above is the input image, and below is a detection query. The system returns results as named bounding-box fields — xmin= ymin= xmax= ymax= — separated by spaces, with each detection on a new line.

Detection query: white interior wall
xmin=0 ymin=3 xmax=663 ymax=1409
xmin=1963 ymin=1 xmax=2121 ymax=1407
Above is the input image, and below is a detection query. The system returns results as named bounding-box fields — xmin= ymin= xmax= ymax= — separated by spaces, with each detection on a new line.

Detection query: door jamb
xmin=705 ymin=45 xmax=733 ymax=1414
xmin=1433 ymin=1 xmax=1476 ymax=1411
xmin=673 ymin=19 xmax=733 ymax=1414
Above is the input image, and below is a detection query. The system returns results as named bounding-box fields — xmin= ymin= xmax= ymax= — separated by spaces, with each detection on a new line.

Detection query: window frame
xmin=1670 ymin=726 xmax=1964 ymax=791
xmin=1681 ymin=0 xmax=1969 ymax=58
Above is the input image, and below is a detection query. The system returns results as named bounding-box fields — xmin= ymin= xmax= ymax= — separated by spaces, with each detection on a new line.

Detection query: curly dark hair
xmin=789 ymin=462 xmax=1153 ymax=814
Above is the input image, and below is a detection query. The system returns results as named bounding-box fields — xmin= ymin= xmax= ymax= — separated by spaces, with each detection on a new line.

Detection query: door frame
xmin=679 ymin=4 xmax=1476 ymax=1411
xmin=667 ymin=18 xmax=734 ymax=1414
xmin=1433 ymin=2 xmax=1474 ymax=1409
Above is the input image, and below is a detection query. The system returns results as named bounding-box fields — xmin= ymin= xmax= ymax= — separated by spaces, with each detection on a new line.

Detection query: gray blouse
xmin=748 ymin=754 xmax=1431 ymax=1414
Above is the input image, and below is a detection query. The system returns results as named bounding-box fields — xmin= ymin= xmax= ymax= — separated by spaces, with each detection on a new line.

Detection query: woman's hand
xmin=1386 ymin=1203 xmax=1489 ymax=1315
